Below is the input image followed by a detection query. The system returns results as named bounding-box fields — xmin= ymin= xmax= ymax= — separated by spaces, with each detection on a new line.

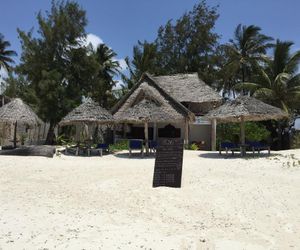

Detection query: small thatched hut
xmin=59 ymin=98 xmax=114 ymax=126
xmin=59 ymin=98 xmax=114 ymax=143
xmin=0 ymin=98 xmax=42 ymax=147
xmin=112 ymin=72 xmax=223 ymax=151
xmin=206 ymin=96 xmax=288 ymax=148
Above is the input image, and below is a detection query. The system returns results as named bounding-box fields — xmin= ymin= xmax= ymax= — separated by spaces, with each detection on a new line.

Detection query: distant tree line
xmin=0 ymin=0 xmax=299 ymax=147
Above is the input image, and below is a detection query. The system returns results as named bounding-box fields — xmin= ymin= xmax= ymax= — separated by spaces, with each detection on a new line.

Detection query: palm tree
xmin=237 ymin=40 xmax=300 ymax=113
xmin=122 ymin=41 xmax=158 ymax=90
xmin=92 ymin=44 xmax=120 ymax=107
xmin=222 ymin=24 xmax=273 ymax=89
xmin=0 ymin=33 xmax=17 ymax=72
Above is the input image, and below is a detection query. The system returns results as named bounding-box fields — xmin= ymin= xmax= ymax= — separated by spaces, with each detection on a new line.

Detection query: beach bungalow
xmin=112 ymin=73 xmax=222 ymax=150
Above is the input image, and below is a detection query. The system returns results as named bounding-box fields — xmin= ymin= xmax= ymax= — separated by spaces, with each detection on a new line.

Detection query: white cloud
xmin=116 ymin=58 xmax=128 ymax=72
xmin=85 ymin=33 xmax=104 ymax=49
xmin=113 ymin=79 xmax=125 ymax=90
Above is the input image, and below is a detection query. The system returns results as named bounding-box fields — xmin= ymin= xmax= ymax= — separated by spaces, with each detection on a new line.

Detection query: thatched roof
xmin=153 ymin=73 xmax=222 ymax=104
xmin=59 ymin=98 xmax=113 ymax=126
xmin=112 ymin=73 xmax=194 ymax=123
xmin=206 ymin=96 xmax=288 ymax=123
xmin=0 ymin=98 xmax=42 ymax=125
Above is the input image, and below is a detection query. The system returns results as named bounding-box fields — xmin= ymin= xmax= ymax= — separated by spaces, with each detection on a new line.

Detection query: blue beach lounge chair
xmin=129 ymin=139 xmax=144 ymax=157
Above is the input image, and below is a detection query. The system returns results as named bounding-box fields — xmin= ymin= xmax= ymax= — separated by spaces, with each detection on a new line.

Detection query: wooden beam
xmin=211 ymin=118 xmax=217 ymax=151
xmin=144 ymin=122 xmax=149 ymax=154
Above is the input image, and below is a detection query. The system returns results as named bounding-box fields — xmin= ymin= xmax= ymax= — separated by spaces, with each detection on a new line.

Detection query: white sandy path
xmin=0 ymin=149 xmax=299 ymax=250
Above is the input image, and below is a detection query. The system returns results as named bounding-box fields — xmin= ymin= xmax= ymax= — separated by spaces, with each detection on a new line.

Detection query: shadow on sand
xmin=198 ymin=151 xmax=280 ymax=159
xmin=113 ymin=152 xmax=156 ymax=159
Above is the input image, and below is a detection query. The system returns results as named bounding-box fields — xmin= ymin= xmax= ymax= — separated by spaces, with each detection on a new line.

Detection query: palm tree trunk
xmin=242 ymin=65 xmax=246 ymax=95
xmin=45 ymin=121 xmax=56 ymax=145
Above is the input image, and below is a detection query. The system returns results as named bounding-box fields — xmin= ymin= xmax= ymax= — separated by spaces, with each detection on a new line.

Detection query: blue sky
xmin=1 ymin=0 xmax=300 ymax=78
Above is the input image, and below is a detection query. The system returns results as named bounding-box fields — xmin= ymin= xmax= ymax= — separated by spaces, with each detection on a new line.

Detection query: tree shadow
xmin=198 ymin=151 xmax=280 ymax=159
xmin=113 ymin=152 xmax=156 ymax=159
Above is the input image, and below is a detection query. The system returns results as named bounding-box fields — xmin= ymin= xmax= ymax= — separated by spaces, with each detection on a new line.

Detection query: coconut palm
xmin=91 ymin=44 xmax=120 ymax=108
xmin=0 ymin=33 xmax=17 ymax=72
xmin=237 ymin=40 xmax=300 ymax=113
xmin=223 ymin=24 xmax=273 ymax=85
xmin=95 ymin=43 xmax=120 ymax=82
xmin=122 ymin=41 xmax=158 ymax=90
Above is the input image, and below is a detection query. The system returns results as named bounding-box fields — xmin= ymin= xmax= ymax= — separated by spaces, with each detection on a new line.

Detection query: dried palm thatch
xmin=0 ymin=98 xmax=42 ymax=125
xmin=206 ymin=96 xmax=288 ymax=123
xmin=0 ymin=98 xmax=42 ymax=148
xmin=153 ymin=73 xmax=222 ymax=104
xmin=59 ymin=99 xmax=114 ymax=126
xmin=206 ymin=96 xmax=288 ymax=150
xmin=112 ymin=73 xmax=195 ymax=123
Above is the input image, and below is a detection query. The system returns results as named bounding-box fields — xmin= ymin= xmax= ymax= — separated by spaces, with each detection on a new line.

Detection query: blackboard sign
xmin=152 ymin=138 xmax=184 ymax=188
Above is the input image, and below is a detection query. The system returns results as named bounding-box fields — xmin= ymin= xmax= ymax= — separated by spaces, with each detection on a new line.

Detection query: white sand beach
xmin=0 ymin=149 xmax=299 ymax=250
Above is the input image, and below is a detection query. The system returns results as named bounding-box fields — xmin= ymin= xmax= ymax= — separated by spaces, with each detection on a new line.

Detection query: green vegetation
xmin=0 ymin=33 xmax=17 ymax=72
xmin=4 ymin=1 xmax=121 ymax=144
xmin=188 ymin=143 xmax=199 ymax=151
xmin=109 ymin=140 xmax=129 ymax=152
xmin=122 ymin=0 xmax=220 ymax=87
xmin=217 ymin=122 xmax=271 ymax=145
xmin=291 ymin=133 xmax=300 ymax=149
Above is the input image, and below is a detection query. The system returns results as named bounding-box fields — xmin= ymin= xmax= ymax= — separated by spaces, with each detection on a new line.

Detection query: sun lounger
xmin=89 ymin=143 xmax=109 ymax=156
xmin=247 ymin=141 xmax=270 ymax=155
xmin=148 ymin=140 xmax=157 ymax=154
xmin=219 ymin=142 xmax=241 ymax=156
xmin=129 ymin=139 xmax=144 ymax=157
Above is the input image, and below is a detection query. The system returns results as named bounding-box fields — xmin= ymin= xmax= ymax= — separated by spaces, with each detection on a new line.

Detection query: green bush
xmin=291 ymin=132 xmax=300 ymax=149
xmin=56 ymin=134 xmax=74 ymax=146
xmin=217 ymin=122 xmax=271 ymax=146
xmin=109 ymin=140 xmax=129 ymax=152
xmin=188 ymin=143 xmax=199 ymax=150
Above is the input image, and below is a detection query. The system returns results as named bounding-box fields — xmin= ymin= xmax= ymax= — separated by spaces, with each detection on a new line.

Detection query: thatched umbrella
xmin=206 ymin=96 xmax=288 ymax=149
xmin=60 ymin=99 xmax=113 ymax=126
xmin=59 ymin=99 xmax=114 ymax=142
xmin=0 ymin=98 xmax=43 ymax=147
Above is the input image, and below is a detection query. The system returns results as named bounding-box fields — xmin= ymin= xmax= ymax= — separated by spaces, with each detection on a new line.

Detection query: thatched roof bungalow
xmin=112 ymin=72 xmax=222 ymax=150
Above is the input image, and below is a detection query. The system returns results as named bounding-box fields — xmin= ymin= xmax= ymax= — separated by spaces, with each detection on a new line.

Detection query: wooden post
xmin=123 ymin=123 xmax=127 ymax=138
xmin=37 ymin=125 xmax=41 ymax=144
xmin=240 ymin=117 xmax=246 ymax=156
xmin=144 ymin=122 xmax=149 ymax=155
xmin=211 ymin=118 xmax=217 ymax=151
xmin=184 ymin=120 xmax=189 ymax=146
xmin=13 ymin=121 xmax=17 ymax=148
xmin=153 ymin=122 xmax=157 ymax=141
xmin=240 ymin=117 xmax=245 ymax=145
xmin=113 ymin=124 xmax=116 ymax=144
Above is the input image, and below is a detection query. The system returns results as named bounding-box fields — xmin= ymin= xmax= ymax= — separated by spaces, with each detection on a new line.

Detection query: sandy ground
xmin=0 ymin=149 xmax=299 ymax=250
